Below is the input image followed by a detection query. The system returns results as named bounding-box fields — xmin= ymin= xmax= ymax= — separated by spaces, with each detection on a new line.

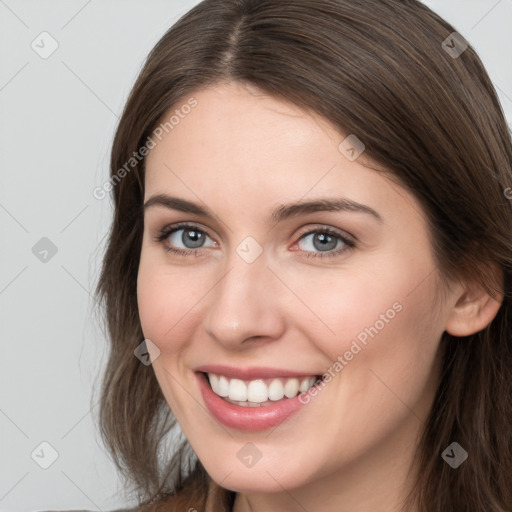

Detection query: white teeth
xmin=209 ymin=373 xmax=220 ymax=394
xmin=283 ymin=378 xmax=299 ymax=398
xmin=299 ymin=377 xmax=311 ymax=392
xmin=268 ymin=379 xmax=285 ymax=401
xmin=228 ymin=378 xmax=247 ymax=401
xmin=217 ymin=375 xmax=230 ymax=397
xmin=207 ymin=373 xmax=318 ymax=404
xmin=247 ymin=380 xmax=269 ymax=403
xmin=209 ymin=374 xmax=230 ymax=397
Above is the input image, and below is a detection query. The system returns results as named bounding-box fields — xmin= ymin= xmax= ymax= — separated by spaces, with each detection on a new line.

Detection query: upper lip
xmin=195 ymin=364 xmax=319 ymax=380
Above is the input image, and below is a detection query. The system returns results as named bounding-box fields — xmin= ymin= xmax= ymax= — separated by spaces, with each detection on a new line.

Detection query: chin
xmin=201 ymin=454 xmax=315 ymax=494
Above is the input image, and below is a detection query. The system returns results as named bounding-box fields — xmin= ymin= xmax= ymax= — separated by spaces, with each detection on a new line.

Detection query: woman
xmin=93 ymin=0 xmax=512 ymax=510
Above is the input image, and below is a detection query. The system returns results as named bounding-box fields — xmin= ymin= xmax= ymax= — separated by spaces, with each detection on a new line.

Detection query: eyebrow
xmin=143 ymin=194 xmax=383 ymax=224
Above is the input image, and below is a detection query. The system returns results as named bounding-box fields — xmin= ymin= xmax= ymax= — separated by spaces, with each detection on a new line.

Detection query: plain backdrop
xmin=1 ymin=1 xmax=511 ymax=511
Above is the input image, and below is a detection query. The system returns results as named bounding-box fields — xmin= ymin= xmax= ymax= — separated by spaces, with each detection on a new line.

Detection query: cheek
xmin=276 ymin=260 xmax=417 ymax=358
xmin=136 ymin=255 xmax=206 ymax=419
xmin=284 ymin=256 xmax=444 ymax=404
xmin=311 ymin=269 xmax=444 ymax=436
xmin=137 ymin=248 xmax=227 ymax=361
xmin=137 ymin=255 xmax=196 ymax=353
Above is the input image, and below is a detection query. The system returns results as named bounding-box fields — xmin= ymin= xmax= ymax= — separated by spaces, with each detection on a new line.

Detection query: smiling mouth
xmin=203 ymin=372 xmax=321 ymax=407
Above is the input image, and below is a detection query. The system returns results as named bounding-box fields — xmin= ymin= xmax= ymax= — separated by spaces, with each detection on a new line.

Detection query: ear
xmin=445 ymin=266 xmax=504 ymax=337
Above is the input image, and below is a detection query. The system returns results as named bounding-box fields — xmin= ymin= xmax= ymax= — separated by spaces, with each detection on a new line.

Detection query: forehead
xmin=146 ymin=83 xmax=339 ymax=171
xmin=143 ymin=83 xmax=420 ymax=231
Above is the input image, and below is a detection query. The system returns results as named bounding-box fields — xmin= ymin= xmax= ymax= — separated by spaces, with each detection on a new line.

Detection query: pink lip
xmin=195 ymin=364 xmax=318 ymax=380
xmin=196 ymin=372 xmax=309 ymax=431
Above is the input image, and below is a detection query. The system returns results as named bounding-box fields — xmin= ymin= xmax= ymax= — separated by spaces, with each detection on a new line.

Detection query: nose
xmin=203 ymin=250 xmax=287 ymax=350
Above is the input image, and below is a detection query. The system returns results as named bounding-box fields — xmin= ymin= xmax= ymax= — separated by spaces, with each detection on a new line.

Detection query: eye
xmin=155 ymin=223 xmax=216 ymax=257
xmin=155 ymin=223 xmax=356 ymax=260
xmin=294 ymin=227 xmax=356 ymax=259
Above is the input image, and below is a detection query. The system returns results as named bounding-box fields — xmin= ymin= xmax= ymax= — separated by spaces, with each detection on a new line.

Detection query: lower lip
xmin=197 ymin=372 xmax=308 ymax=431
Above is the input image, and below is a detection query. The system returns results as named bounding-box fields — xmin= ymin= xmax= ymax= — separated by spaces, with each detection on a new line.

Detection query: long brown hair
xmin=94 ymin=1 xmax=512 ymax=510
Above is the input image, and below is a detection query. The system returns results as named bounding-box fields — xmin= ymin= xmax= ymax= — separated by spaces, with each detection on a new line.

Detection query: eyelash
xmin=154 ymin=222 xmax=356 ymax=260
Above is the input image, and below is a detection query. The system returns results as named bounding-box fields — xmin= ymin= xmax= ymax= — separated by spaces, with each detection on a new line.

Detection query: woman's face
xmin=137 ymin=82 xmax=453 ymax=500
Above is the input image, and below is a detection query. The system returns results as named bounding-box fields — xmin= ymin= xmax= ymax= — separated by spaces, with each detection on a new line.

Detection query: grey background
xmin=0 ymin=1 xmax=511 ymax=511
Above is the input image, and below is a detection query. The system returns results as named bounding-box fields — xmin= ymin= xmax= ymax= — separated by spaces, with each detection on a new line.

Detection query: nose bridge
xmin=203 ymin=243 xmax=286 ymax=347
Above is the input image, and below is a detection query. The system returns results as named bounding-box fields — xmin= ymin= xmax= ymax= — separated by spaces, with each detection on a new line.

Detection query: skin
xmin=137 ymin=81 xmax=502 ymax=512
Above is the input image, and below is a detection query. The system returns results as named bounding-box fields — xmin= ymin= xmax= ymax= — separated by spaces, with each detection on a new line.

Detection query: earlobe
xmin=445 ymin=279 xmax=503 ymax=337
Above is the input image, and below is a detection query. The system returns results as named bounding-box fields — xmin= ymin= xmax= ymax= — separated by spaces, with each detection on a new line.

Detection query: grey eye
xmin=298 ymin=231 xmax=343 ymax=253
xmin=168 ymin=228 xmax=214 ymax=249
